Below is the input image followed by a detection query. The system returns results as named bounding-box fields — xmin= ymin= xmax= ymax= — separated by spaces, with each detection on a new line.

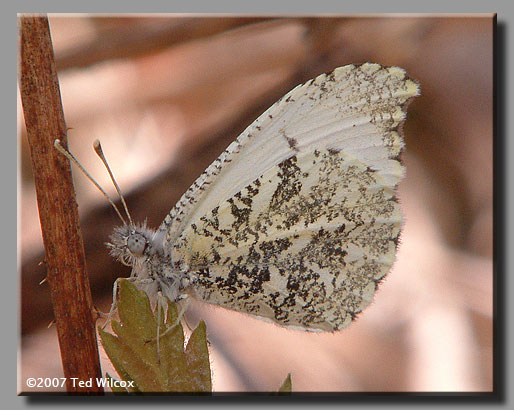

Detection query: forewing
xmin=159 ymin=64 xmax=419 ymax=246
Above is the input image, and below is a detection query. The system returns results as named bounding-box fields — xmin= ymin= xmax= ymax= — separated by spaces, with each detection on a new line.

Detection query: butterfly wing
xmin=161 ymin=63 xmax=419 ymax=330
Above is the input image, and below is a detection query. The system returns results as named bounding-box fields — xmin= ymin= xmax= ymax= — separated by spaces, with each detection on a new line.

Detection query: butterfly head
xmin=107 ymin=221 xmax=158 ymax=267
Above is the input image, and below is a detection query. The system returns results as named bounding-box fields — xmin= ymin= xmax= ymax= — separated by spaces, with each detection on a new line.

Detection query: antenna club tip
xmin=54 ymin=139 xmax=66 ymax=154
xmin=93 ymin=139 xmax=104 ymax=155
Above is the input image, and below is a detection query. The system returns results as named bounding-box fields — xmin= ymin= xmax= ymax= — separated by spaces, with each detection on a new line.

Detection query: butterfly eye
xmin=127 ymin=233 xmax=146 ymax=256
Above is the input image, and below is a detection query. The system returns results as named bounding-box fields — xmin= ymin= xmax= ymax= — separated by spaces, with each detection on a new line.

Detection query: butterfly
xmin=59 ymin=63 xmax=419 ymax=334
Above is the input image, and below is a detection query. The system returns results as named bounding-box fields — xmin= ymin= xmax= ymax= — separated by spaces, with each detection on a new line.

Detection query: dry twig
xmin=19 ymin=15 xmax=103 ymax=394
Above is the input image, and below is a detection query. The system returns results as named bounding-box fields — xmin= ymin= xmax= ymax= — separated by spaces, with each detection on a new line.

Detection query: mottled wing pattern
xmin=179 ymin=150 xmax=401 ymax=331
xmin=162 ymin=63 xmax=419 ymax=330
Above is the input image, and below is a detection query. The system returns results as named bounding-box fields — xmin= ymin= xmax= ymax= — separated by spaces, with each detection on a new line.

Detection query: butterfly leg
xmin=155 ymin=291 xmax=162 ymax=363
xmin=146 ymin=294 xmax=190 ymax=344
xmin=101 ymin=277 xmax=124 ymax=329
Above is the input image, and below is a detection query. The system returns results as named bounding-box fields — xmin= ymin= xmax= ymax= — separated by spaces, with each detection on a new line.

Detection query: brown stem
xmin=19 ymin=15 xmax=103 ymax=394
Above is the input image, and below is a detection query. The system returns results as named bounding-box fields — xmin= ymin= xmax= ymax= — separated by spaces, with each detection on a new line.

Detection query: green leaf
xmin=278 ymin=373 xmax=292 ymax=393
xmin=99 ymin=279 xmax=212 ymax=393
xmin=185 ymin=321 xmax=212 ymax=392
xmin=105 ymin=373 xmax=129 ymax=394
xmin=98 ymin=328 xmax=140 ymax=393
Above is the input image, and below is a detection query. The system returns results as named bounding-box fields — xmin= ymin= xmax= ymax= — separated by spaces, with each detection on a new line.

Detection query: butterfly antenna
xmin=93 ymin=139 xmax=134 ymax=226
xmin=54 ymin=139 xmax=128 ymax=226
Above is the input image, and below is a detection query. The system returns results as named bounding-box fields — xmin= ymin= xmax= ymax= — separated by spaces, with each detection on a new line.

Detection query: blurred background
xmin=18 ymin=15 xmax=494 ymax=392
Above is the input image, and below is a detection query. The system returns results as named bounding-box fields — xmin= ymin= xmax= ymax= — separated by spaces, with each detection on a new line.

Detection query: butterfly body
xmin=108 ymin=63 xmax=419 ymax=332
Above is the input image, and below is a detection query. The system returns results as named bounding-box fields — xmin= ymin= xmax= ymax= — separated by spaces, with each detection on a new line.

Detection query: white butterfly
xmin=69 ymin=63 xmax=419 ymax=333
